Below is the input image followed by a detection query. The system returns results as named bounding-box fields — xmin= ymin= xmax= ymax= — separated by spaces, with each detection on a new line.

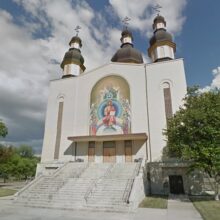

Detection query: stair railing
xmin=122 ymin=161 xmax=142 ymax=203
xmin=84 ymin=163 xmax=114 ymax=203
xmin=75 ymin=163 xmax=89 ymax=178
xmin=203 ymin=172 xmax=216 ymax=192
xmin=84 ymin=178 xmax=99 ymax=202
xmin=53 ymin=161 xmax=70 ymax=177
xmin=15 ymin=161 xmax=69 ymax=198
xmin=103 ymin=163 xmax=115 ymax=178
xmin=14 ymin=174 xmax=44 ymax=198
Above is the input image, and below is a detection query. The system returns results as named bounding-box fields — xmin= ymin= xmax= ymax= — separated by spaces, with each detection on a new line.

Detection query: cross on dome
xmin=122 ymin=16 xmax=131 ymax=29
xmin=74 ymin=25 xmax=81 ymax=36
xmin=152 ymin=4 xmax=162 ymax=15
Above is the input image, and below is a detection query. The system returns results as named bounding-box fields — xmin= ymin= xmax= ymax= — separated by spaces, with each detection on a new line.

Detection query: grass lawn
xmin=191 ymin=197 xmax=220 ymax=220
xmin=0 ymin=188 xmax=17 ymax=197
xmin=139 ymin=195 xmax=168 ymax=209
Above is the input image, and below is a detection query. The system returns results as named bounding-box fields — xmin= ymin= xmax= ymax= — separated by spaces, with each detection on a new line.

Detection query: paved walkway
xmin=167 ymin=195 xmax=202 ymax=220
xmin=0 ymin=195 xmax=203 ymax=220
xmin=133 ymin=195 xmax=203 ymax=220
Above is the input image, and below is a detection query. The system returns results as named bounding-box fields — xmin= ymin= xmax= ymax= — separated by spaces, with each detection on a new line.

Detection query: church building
xmin=40 ymin=14 xmax=186 ymax=166
xmin=20 ymin=14 xmax=210 ymax=211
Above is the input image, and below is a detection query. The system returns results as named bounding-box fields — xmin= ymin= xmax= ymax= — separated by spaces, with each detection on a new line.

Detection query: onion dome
xmin=148 ymin=15 xmax=176 ymax=63
xmin=153 ymin=15 xmax=166 ymax=30
xmin=111 ymin=29 xmax=143 ymax=64
xmin=60 ymin=35 xmax=86 ymax=78
xmin=149 ymin=30 xmax=173 ymax=46
xmin=69 ymin=36 xmax=82 ymax=47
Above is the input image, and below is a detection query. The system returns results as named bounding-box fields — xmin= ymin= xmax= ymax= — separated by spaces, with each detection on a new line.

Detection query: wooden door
xmin=125 ymin=146 xmax=132 ymax=162
xmin=103 ymin=147 xmax=116 ymax=163
xmin=88 ymin=147 xmax=95 ymax=162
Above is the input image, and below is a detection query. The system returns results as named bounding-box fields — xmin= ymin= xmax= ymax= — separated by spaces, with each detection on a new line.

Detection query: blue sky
xmin=0 ymin=0 xmax=219 ymax=153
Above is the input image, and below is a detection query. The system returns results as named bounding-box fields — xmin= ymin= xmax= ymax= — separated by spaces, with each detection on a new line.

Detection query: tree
xmin=164 ymin=87 xmax=220 ymax=200
xmin=16 ymin=145 xmax=34 ymax=158
xmin=0 ymin=145 xmax=15 ymax=182
xmin=0 ymin=145 xmax=39 ymax=182
xmin=0 ymin=120 xmax=8 ymax=138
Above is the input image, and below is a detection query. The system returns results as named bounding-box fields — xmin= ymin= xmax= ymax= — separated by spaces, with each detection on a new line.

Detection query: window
xmin=163 ymin=83 xmax=173 ymax=120
xmin=54 ymin=101 xmax=64 ymax=159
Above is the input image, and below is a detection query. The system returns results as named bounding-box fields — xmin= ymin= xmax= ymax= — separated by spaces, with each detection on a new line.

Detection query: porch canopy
xmin=68 ymin=133 xmax=148 ymax=142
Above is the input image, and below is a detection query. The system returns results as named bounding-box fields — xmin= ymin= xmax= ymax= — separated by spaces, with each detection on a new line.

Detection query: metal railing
xmin=84 ymin=163 xmax=115 ymax=202
xmin=122 ymin=162 xmax=142 ymax=203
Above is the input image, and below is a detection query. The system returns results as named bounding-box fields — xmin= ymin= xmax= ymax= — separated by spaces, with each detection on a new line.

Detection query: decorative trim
xmin=148 ymin=40 xmax=176 ymax=57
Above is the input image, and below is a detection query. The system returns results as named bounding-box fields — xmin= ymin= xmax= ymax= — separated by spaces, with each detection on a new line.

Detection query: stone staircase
xmin=15 ymin=162 xmax=141 ymax=212
xmin=85 ymin=163 xmax=138 ymax=211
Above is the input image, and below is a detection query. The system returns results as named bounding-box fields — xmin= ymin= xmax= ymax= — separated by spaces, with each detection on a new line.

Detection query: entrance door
xmin=88 ymin=148 xmax=95 ymax=162
xmin=169 ymin=175 xmax=185 ymax=194
xmin=103 ymin=141 xmax=116 ymax=163
xmin=88 ymin=141 xmax=95 ymax=162
xmin=125 ymin=140 xmax=132 ymax=162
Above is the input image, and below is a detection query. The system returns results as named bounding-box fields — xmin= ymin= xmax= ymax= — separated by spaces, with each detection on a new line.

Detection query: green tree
xmin=164 ymin=87 xmax=220 ymax=200
xmin=16 ymin=145 xmax=34 ymax=158
xmin=0 ymin=120 xmax=8 ymax=138
xmin=0 ymin=145 xmax=39 ymax=182
xmin=0 ymin=145 xmax=15 ymax=182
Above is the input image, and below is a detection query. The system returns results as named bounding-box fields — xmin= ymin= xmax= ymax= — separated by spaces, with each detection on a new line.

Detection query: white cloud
xmin=109 ymin=0 xmax=187 ymax=37
xmin=199 ymin=67 xmax=220 ymax=92
xmin=0 ymin=0 xmax=187 ymax=152
xmin=211 ymin=67 xmax=220 ymax=88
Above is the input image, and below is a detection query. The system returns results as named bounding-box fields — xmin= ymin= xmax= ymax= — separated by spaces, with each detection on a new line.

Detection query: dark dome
xmin=69 ymin=36 xmax=82 ymax=47
xmin=150 ymin=29 xmax=173 ymax=46
xmin=121 ymin=29 xmax=133 ymax=37
xmin=120 ymin=29 xmax=133 ymax=42
xmin=60 ymin=48 xmax=85 ymax=69
xmin=111 ymin=44 xmax=143 ymax=64
xmin=153 ymin=15 xmax=166 ymax=24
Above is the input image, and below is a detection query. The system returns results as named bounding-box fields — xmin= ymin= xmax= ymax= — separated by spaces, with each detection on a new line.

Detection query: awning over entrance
xmin=68 ymin=133 xmax=148 ymax=142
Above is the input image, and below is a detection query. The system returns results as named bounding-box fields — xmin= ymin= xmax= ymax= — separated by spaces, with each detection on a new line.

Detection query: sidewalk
xmin=0 ymin=195 xmax=203 ymax=220
xmin=167 ymin=195 xmax=202 ymax=220
xmin=134 ymin=195 xmax=202 ymax=220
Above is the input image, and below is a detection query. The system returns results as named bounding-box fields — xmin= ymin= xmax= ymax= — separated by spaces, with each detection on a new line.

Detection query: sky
xmin=0 ymin=0 xmax=220 ymax=153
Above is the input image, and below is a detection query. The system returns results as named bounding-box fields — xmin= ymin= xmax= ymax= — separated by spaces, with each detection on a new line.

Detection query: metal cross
xmin=152 ymin=4 xmax=162 ymax=15
xmin=74 ymin=25 xmax=81 ymax=36
xmin=122 ymin=16 xmax=131 ymax=29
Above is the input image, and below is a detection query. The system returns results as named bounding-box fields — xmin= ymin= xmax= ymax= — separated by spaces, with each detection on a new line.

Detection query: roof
xmin=111 ymin=44 xmax=144 ymax=64
xmin=68 ymin=133 xmax=148 ymax=142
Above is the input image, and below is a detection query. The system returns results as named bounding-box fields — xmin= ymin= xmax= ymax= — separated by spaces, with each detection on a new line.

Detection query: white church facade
xmin=16 ymin=15 xmax=212 ymax=211
xmin=40 ymin=15 xmax=186 ymax=166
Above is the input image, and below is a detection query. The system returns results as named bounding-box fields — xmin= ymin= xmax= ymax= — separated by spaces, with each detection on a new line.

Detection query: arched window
xmin=162 ymin=82 xmax=173 ymax=121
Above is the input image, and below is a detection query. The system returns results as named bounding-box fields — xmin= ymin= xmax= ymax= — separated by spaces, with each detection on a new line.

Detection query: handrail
xmin=75 ymin=163 xmax=89 ymax=178
xmin=122 ymin=162 xmax=142 ymax=203
xmin=53 ymin=161 xmax=70 ymax=177
xmin=84 ymin=163 xmax=114 ymax=202
xmin=15 ymin=162 xmax=69 ymax=198
xmin=84 ymin=178 xmax=99 ymax=202
xmin=203 ymin=172 xmax=216 ymax=192
xmin=14 ymin=174 xmax=44 ymax=198
xmin=103 ymin=163 xmax=115 ymax=178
